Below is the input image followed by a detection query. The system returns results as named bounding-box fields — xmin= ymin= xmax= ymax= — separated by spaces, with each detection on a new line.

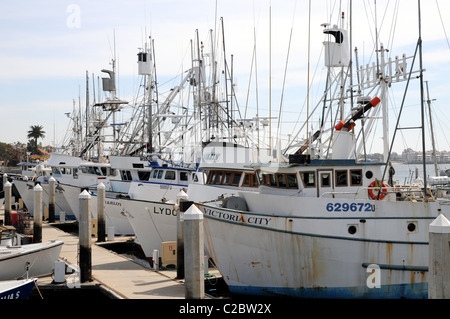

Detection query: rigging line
xmin=362 ymin=0 xmax=377 ymax=67
xmin=434 ymin=106 xmax=450 ymax=150
xmin=386 ymin=0 xmax=400 ymax=58
xmin=244 ymin=36 xmax=256 ymax=119
xmin=306 ymin=0 xmax=311 ymax=155
xmin=435 ymin=0 xmax=450 ymax=51
xmin=380 ymin=38 xmax=420 ymax=187
xmin=269 ymin=3 xmax=272 ymax=153
xmin=276 ymin=0 xmax=297 ymax=148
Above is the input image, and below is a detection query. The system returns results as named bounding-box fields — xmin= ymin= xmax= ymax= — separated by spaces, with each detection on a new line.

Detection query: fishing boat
xmin=192 ymin=4 xmax=449 ymax=298
xmin=59 ymin=181 xmax=135 ymax=236
xmin=117 ymin=28 xmax=273 ymax=265
xmin=121 ymin=144 xmax=253 ymax=265
xmin=0 ymin=226 xmax=63 ymax=280
xmin=12 ymin=154 xmax=81 ymax=219
xmin=0 ymin=278 xmax=37 ymax=299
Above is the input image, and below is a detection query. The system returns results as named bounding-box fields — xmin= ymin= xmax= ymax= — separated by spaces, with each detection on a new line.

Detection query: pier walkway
xmin=42 ymin=222 xmax=186 ymax=299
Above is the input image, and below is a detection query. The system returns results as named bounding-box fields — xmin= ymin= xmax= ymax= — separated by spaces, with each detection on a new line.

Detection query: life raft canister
xmin=368 ymin=180 xmax=388 ymax=200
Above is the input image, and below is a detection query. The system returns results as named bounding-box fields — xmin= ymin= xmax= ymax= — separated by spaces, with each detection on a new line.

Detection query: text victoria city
xmin=202 ymin=208 xmax=271 ymax=225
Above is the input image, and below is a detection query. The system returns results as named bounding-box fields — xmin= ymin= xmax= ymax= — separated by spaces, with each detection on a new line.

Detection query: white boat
xmin=122 ymin=142 xmax=269 ymax=265
xmin=120 ymin=197 xmax=179 ymax=263
xmin=127 ymin=163 xmax=201 ymax=201
xmin=197 ymin=159 xmax=444 ymax=298
xmin=190 ymin=8 xmax=449 ymax=298
xmin=0 ymin=226 xmax=63 ymax=280
xmin=12 ymin=154 xmax=83 ymax=219
xmin=58 ymin=182 xmax=134 ymax=236
xmin=117 ymin=163 xmax=205 ymax=256
xmin=108 ymin=155 xmax=152 ymax=193
xmin=13 ymin=177 xmax=76 ymax=220
xmin=0 ymin=278 xmax=37 ymax=299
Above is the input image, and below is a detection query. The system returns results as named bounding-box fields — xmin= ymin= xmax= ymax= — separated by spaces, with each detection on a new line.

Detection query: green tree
xmin=27 ymin=125 xmax=45 ymax=154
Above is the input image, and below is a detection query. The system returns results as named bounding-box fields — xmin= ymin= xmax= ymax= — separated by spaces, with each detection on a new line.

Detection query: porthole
xmin=348 ymin=225 xmax=357 ymax=235
xmin=365 ymin=171 xmax=373 ymax=179
xmin=407 ymin=222 xmax=417 ymax=233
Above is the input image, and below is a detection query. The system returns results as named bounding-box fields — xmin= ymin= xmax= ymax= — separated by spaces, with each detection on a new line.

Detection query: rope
xmin=33 ymin=278 xmax=43 ymax=299
xmin=436 ymin=0 xmax=450 ymax=51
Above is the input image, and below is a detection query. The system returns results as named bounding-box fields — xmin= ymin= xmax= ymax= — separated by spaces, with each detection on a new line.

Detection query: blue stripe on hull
xmin=228 ymin=283 xmax=428 ymax=299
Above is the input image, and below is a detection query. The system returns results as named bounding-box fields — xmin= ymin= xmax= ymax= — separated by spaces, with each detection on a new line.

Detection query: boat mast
xmin=418 ymin=0 xmax=428 ymax=197
xmin=425 ymin=81 xmax=439 ymax=176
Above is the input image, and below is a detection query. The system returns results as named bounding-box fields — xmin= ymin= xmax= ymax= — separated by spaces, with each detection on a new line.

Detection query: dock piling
xmin=79 ymin=190 xmax=92 ymax=283
xmin=184 ymin=203 xmax=204 ymax=299
xmin=33 ymin=184 xmax=43 ymax=243
xmin=153 ymin=249 xmax=159 ymax=270
xmin=4 ymin=181 xmax=12 ymax=226
xmin=429 ymin=213 xmax=450 ymax=299
xmin=176 ymin=191 xmax=190 ymax=280
xmin=97 ymin=183 xmax=106 ymax=242
xmin=48 ymin=177 xmax=56 ymax=223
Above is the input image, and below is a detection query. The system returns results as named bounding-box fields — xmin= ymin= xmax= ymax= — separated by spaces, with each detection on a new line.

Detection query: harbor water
xmin=391 ymin=163 xmax=450 ymax=185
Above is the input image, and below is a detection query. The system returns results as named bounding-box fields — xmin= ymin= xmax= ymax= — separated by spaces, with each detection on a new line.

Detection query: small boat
xmin=0 ymin=226 xmax=63 ymax=280
xmin=0 ymin=278 xmax=37 ymax=299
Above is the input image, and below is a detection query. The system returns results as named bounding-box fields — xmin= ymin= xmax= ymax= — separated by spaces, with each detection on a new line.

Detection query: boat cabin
xmin=77 ymin=162 xmax=120 ymax=190
xmin=204 ymin=169 xmax=258 ymax=188
xmin=147 ymin=165 xmax=201 ymax=186
xmin=247 ymin=159 xmax=394 ymax=200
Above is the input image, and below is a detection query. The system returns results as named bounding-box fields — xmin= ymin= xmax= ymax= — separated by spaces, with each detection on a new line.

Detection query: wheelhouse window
xmin=262 ymin=174 xmax=277 ymax=187
xmin=164 ymin=170 xmax=176 ymax=180
xmin=231 ymin=172 xmax=241 ymax=186
xmin=335 ymin=170 xmax=348 ymax=186
xmin=137 ymin=171 xmax=151 ymax=181
xmin=350 ymin=169 xmax=363 ymax=186
xmin=320 ymin=172 xmax=331 ymax=187
xmin=301 ymin=171 xmax=316 ymax=187
xmin=287 ymin=174 xmax=298 ymax=188
xmin=179 ymin=171 xmax=188 ymax=181
xmin=242 ymin=173 xmax=258 ymax=187
xmin=121 ymin=170 xmax=132 ymax=181
xmin=206 ymin=170 xmax=242 ymax=187
xmin=262 ymin=173 xmax=298 ymax=189
xmin=151 ymin=170 xmax=164 ymax=179
xmin=277 ymin=174 xmax=287 ymax=188
xmin=214 ymin=171 xmax=223 ymax=184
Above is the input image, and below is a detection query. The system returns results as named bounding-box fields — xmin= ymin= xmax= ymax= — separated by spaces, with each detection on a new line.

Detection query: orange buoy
xmin=368 ymin=180 xmax=388 ymax=200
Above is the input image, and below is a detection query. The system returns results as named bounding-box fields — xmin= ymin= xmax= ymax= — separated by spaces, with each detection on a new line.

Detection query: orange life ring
xmin=368 ymin=180 xmax=388 ymax=200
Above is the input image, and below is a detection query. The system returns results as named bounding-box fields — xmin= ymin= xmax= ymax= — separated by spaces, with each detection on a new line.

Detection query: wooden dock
xmin=1 ymin=200 xmax=223 ymax=299
xmin=41 ymin=222 xmax=188 ymax=299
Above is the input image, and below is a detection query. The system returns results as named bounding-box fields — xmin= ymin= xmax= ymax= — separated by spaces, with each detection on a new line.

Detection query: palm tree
xmin=27 ymin=125 xmax=45 ymax=153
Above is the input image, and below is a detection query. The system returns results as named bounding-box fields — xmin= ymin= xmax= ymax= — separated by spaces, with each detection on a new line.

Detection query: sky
xmin=1 ymin=0 xmax=450 ymax=155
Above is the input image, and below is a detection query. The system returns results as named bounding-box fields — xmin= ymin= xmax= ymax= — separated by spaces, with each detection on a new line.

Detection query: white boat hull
xmin=60 ymin=183 xmax=134 ymax=236
xmin=0 ymin=241 xmax=63 ymax=280
xmin=0 ymin=278 xmax=37 ymax=299
xmin=120 ymin=198 xmax=177 ymax=261
xmin=13 ymin=178 xmax=75 ymax=219
xmin=198 ymin=195 xmax=448 ymax=298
